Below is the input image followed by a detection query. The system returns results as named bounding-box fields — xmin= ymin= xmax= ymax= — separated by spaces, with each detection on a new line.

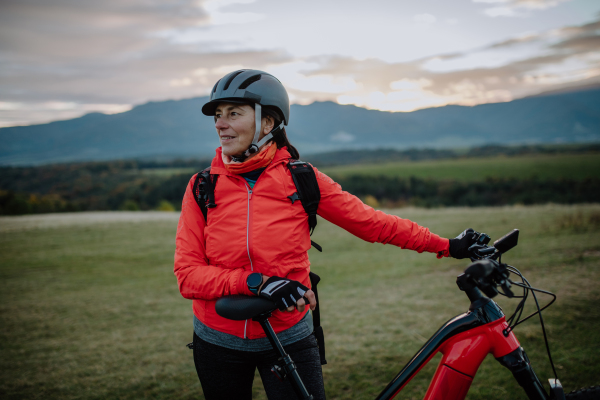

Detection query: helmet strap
xmin=253 ymin=121 xmax=284 ymax=150
xmin=244 ymin=104 xmax=284 ymax=157
xmin=244 ymin=103 xmax=263 ymax=157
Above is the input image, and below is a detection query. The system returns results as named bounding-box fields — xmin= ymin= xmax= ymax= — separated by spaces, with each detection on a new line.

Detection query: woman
xmin=174 ymin=69 xmax=477 ymax=400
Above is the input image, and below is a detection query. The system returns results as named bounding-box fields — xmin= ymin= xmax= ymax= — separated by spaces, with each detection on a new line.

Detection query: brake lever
xmin=500 ymin=284 xmax=514 ymax=298
xmin=468 ymin=244 xmax=496 ymax=261
xmin=497 ymin=264 xmax=514 ymax=298
xmin=468 ymin=243 xmax=484 ymax=257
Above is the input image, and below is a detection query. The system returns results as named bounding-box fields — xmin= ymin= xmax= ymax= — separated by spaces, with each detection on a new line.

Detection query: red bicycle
xmin=216 ymin=229 xmax=599 ymax=399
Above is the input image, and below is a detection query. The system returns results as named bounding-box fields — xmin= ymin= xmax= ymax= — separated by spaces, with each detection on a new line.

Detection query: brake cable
xmin=497 ymin=263 xmax=559 ymax=381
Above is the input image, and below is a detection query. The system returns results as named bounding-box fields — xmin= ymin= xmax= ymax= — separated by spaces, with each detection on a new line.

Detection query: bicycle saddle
xmin=215 ymin=295 xmax=277 ymax=320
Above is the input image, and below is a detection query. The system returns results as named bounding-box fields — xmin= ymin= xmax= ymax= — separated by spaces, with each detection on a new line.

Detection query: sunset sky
xmin=1 ymin=0 xmax=599 ymax=127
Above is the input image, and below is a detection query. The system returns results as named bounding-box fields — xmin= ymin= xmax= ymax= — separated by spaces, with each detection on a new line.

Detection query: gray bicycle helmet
xmin=202 ymin=69 xmax=290 ymax=157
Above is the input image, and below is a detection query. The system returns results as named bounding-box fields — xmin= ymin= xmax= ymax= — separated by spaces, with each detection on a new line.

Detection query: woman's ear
xmin=262 ymin=115 xmax=275 ymax=135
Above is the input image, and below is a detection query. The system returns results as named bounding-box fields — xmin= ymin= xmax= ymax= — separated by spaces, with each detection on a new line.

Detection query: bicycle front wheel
xmin=565 ymin=386 xmax=600 ymax=400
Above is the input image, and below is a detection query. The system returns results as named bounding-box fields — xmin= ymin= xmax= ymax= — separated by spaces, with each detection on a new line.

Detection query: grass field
xmin=320 ymin=153 xmax=600 ymax=181
xmin=1 ymin=205 xmax=599 ymax=399
xmin=135 ymin=167 xmax=196 ymax=177
xmin=129 ymin=152 xmax=600 ymax=182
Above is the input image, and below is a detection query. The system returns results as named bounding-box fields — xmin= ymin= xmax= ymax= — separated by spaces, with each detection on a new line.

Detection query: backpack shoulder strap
xmin=289 ymin=161 xmax=327 ymax=364
xmin=287 ymin=159 xmax=322 ymax=252
xmin=192 ymin=166 xmax=218 ymax=223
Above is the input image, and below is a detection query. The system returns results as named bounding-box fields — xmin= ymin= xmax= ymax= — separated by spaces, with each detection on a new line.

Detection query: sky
xmin=0 ymin=0 xmax=599 ymax=127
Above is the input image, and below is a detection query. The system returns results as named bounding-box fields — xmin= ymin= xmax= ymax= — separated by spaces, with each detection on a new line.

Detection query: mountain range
xmin=1 ymin=85 xmax=599 ymax=166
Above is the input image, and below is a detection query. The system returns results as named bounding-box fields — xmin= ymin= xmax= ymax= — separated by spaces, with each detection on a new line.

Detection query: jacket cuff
xmin=426 ymin=234 xmax=450 ymax=259
xmin=236 ymin=270 xmax=254 ymax=296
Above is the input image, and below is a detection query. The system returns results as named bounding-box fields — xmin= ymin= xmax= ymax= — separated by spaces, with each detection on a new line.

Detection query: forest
xmin=1 ymin=144 xmax=599 ymax=215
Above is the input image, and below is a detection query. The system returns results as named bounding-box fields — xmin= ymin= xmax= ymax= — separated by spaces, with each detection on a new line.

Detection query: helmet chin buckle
xmin=245 ymin=144 xmax=259 ymax=156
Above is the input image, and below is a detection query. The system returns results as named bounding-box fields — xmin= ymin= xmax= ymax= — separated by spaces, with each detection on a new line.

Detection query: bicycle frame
xmin=244 ymin=294 xmax=550 ymax=400
xmin=376 ymin=299 xmax=520 ymax=399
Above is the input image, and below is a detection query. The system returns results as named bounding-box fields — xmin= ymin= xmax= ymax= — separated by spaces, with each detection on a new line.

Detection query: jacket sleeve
xmin=174 ymin=175 xmax=254 ymax=300
xmin=313 ymin=168 xmax=450 ymax=258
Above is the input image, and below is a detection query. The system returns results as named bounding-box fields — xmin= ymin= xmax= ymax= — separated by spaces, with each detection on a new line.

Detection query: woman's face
xmin=214 ymin=102 xmax=273 ymax=157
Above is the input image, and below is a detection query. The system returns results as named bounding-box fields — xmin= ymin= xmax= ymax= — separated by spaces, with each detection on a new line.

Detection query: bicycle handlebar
xmin=458 ymin=229 xmax=520 ymax=299
xmin=466 ymin=229 xmax=519 ymax=262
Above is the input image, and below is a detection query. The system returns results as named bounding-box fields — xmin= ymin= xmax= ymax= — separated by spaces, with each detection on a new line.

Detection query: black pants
xmin=193 ymin=332 xmax=326 ymax=400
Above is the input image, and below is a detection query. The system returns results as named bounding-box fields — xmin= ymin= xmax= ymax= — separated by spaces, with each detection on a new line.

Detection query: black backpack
xmin=191 ymin=159 xmax=327 ymax=364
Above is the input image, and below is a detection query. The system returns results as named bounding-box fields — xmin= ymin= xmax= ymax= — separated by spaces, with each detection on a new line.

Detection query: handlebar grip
xmin=478 ymin=247 xmax=496 ymax=255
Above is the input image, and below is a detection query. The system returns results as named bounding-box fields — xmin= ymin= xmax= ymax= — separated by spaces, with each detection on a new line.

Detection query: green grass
xmin=320 ymin=153 xmax=600 ymax=181
xmin=136 ymin=168 xmax=195 ymax=177
xmin=1 ymin=205 xmax=599 ymax=399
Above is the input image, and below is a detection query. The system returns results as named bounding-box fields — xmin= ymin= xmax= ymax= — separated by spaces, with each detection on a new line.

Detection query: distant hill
xmin=1 ymin=86 xmax=599 ymax=165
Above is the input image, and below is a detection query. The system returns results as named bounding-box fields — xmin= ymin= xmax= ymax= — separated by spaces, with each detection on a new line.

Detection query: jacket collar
xmin=210 ymin=146 xmax=292 ymax=176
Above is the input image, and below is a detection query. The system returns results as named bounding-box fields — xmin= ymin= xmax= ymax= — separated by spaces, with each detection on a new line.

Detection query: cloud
xmin=551 ymin=34 xmax=600 ymax=51
xmin=0 ymin=0 xmax=598 ymax=126
xmin=487 ymin=33 xmax=541 ymax=49
xmin=0 ymin=47 xmax=291 ymax=105
xmin=413 ymin=13 xmax=437 ymax=24
xmin=483 ymin=7 xmax=525 ymax=17
xmin=0 ymin=0 xmax=210 ymax=58
xmin=472 ymin=0 xmax=571 ymax=9
xmin=472 ymin=0 xmax=573 ymax=17
xmin=0 ymin=101 xmax=133 ymax=128
xmin=203 ymin=0 xmax=264 ymax=25
xmin=291 ymin=16 xmax=600 ymax=111
xmin=556 ymin=18 xmax=600 ymax=36
xmin=0 ymin=0 xmax=292 ymax=125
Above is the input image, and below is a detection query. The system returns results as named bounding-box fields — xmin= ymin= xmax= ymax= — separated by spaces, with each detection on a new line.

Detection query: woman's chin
xmin=221 ymin=145 xmax=244 ymax=158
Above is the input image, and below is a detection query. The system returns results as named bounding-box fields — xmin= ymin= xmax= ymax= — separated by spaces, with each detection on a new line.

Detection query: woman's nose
xmin=215 ymin=118 xmax=228 ymax=130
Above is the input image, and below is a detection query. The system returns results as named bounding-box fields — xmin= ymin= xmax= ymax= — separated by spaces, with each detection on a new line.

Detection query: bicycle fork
xmin=497 ymin=347 xmax=566 ymax=400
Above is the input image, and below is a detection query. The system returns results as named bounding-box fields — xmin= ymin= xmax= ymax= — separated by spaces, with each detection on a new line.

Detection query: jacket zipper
xmin=244 ymin=182 xmax=253 ymax=338
xmin=245 ymin=183 xmax=254 ymax=271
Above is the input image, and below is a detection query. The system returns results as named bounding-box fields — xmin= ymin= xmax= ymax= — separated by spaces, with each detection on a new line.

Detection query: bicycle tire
xmin=565 ymin=386 xmax=600 ymax=400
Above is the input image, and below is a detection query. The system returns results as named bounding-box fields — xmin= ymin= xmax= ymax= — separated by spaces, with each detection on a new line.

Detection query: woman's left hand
xmin=294 ymin=289 xmax=316 ymax=313
xmin=259 ymin=275 xmax=317 ymax=312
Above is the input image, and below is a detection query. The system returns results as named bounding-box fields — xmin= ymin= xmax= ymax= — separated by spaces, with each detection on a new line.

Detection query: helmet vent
xmin=211 ymin=79 xmax=221 ymax=94
xmin=223 ymin=70 xmax=245 ymax=91
xmin=239 ymin=74 xmax=261 ymax=89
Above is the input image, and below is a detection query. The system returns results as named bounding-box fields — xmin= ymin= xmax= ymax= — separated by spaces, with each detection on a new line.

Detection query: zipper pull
xmin=248 ymin=189 xmax=252 ymax=200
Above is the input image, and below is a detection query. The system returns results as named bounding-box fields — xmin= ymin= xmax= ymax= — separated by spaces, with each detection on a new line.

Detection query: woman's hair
xmin=262 ymin=106 xmax=300 ymax=159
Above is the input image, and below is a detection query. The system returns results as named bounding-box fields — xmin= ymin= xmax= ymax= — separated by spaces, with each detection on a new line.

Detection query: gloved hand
xmin=259 ymin=276 xmax=309 ymax=311
xmin=449 ymin=228 xmax=478 ymax=259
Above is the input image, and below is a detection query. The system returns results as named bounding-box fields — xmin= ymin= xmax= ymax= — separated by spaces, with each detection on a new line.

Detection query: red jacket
xmin=174 ymin=146 xmax=450 ymax=339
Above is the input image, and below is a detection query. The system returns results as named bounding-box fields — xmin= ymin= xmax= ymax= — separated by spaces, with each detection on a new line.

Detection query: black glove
xmin=259 ymin=276 xmax=309 ymax=311
xmin=449 ymin=228 xmax=477 ymax=259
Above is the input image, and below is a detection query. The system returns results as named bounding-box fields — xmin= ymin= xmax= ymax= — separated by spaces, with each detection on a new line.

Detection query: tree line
xmin=2 ymin=173 xmax=599 ymax=215
xmin=1 ymin=144 xmax=599 ymax=215
xmin=333 ymin=175 xmax=600 ymax=208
